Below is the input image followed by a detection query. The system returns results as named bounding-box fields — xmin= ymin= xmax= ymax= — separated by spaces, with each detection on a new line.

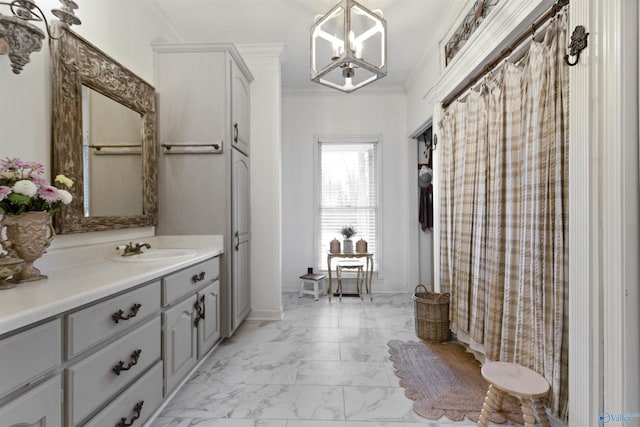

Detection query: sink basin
xmin=111 ymin=248 xmax=196 ymax=263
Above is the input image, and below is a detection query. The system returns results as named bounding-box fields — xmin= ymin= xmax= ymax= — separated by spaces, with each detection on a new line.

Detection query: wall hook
xmin=565 ymin=25 xmax=589 ymax=66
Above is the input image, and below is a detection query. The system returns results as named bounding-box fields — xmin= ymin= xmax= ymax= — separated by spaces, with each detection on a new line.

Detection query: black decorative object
xmin=194 ymin=295 xmax=206 ymax=327
xmin=445 ymin=0 xmax=501 ymax=65
xmin=565 ymin=25 xmax=589 ymax=66
xmin=116 ymin=401 xmax=144 ymax=427
xmin=112 ymin=303 xmax=142 ymax=323
xmin=112 ymin=349 xmax=142 ymax=375
xmin=191 ymin=271 xmax=206 ymax=283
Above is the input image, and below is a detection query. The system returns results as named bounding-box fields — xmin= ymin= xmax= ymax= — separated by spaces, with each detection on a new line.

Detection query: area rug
xmin=387 ymin=340 xmax=524 ymax=424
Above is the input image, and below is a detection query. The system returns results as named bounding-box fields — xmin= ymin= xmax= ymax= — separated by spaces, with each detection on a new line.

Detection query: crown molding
xmin=134 ymin=0 xmax=188 ymax=42
xmin=237 ymin=43 xmax=287 ymax=62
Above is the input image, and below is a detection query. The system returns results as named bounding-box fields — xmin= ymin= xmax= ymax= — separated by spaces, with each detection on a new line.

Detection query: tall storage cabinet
xmin=153 ymin=43 xmax=253 ymax=336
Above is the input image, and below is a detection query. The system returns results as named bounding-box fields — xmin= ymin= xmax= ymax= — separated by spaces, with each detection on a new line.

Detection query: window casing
xmin=316 ymin=139 xmax=380 ymax=271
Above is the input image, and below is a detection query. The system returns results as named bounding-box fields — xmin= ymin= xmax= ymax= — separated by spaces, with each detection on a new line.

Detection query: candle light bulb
xmin=331 ymin=35 xmax=341 ymax=59
xmin=355 ymin=39 xmax=363 ymax=59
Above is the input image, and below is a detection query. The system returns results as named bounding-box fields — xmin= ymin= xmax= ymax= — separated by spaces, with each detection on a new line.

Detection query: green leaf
xmin=7 ymin=193 xmax=30 ymax=206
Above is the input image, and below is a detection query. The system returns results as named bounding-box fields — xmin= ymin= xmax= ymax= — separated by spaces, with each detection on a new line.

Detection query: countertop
xmin=0 ymin=235 xmax=223 ymax=336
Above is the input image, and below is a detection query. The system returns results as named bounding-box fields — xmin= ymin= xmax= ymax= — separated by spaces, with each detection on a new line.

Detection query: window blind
xmin=317 ymin=141 xmax=379 ymax=270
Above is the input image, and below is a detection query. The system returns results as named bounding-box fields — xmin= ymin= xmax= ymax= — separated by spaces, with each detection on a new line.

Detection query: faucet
xmin=117 ymin=242 xmax=151 ymax=256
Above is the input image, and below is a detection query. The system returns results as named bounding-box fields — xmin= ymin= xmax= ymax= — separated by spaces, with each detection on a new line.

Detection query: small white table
xmin=326 ymin=252 xmax=374 ymax=301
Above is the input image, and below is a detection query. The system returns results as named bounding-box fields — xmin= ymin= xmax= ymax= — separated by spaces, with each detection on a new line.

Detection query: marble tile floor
xmin=155 ymin=292 xmax=517 ymax=427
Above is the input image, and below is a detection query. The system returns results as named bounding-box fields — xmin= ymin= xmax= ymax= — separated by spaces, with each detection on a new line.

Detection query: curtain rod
xmin=441 ymin=0 xmax=569 ymax=109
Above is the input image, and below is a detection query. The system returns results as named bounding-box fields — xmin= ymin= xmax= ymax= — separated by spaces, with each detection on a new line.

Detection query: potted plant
xmin=341 ymin=225 xmax=357 ymax=254
xmin=0 ymin=157 xmax=74 ymax=283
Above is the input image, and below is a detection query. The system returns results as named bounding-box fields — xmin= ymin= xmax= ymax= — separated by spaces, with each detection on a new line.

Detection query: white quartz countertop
xmin=0 ymin=235 xmax=223 ymax=336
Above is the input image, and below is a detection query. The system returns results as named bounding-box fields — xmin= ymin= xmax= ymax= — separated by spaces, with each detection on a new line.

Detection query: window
xmin=316 ymin=139 xmax=379 ymax=270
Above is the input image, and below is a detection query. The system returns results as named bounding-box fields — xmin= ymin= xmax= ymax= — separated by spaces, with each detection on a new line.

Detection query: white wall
xmin=281 ymin=89 xmax=411 ymax=292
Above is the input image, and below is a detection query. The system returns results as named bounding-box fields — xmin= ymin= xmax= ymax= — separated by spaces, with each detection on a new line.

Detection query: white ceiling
xmin=140 ymin=0 xmax=466 ymax=91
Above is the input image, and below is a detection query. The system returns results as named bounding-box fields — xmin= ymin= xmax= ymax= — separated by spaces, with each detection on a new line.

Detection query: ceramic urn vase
xmin=330 ymin=238 xmax=341 ymax=254
xmin=0 ymin=211 xmax=55 ymax=283
xmin=0 ymin=254 xmax=26 ymax=289
xmin=356 ymin=238 xmax=368 ymax=253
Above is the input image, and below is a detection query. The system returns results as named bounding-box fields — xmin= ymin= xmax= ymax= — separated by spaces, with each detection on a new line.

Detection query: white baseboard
xmin=247 ymin=309 xmax=284 ymax=321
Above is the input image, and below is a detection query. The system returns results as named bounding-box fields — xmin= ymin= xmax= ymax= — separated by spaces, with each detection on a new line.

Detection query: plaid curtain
xmin=438 ymin=13 xmax=569 ymax=421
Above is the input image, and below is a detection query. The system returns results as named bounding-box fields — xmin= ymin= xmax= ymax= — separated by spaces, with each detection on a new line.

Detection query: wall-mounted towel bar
xmin=88 ymin=144 xmax=142 ymax=155
xmin=160 ymin=141 xmax=223 ymax=154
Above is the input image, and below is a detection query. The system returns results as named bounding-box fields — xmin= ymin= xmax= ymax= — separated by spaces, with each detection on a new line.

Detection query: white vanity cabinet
xmin=0 ymin=319 xmax=62 ymax=427
xmin=154 ymin=42 xmax=253 ymax=338
xmin=0 ymin=375 xmax=62 ymax=427
xmin=162 ymin=258 xmax=221 ymax=394
xmin=63 ymin=281 xmax=162 ymax=426
xmin=0 ymin=249 xmax=223 ymax=427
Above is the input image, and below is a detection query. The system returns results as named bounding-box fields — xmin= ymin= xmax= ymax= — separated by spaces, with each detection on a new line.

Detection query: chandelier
xmin=310 ymin=0 xmax=387 ymax=93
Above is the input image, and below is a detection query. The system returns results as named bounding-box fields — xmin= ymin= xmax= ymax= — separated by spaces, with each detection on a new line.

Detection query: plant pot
xmin=343 ymin=239 xmax=353 ymax=254
xmin=0 ymin=211 xmax=55 ymax=283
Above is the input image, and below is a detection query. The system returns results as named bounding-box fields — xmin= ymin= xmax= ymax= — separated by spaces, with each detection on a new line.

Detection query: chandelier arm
xmin=1 ymin=0 xmax=58 ymax=39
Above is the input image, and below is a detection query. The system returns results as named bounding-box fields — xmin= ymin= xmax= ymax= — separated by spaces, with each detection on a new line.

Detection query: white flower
xmin=12 ymin=180 xmax=38 ymax=197
xmin=57 ymin=189 xmax=73 ymax=205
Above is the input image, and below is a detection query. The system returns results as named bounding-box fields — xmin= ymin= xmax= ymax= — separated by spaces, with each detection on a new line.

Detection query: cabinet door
xmin=162 ymin=295 xmax=198 ymax=395
xmin=197 ymin=281 xmax=221 ymax=359
xmin=232 ymin=148 xmax=251 ymax=333
xmin=231 ymin=59 xmax=250 ymax=155
xmin=0 ymin=375 xmax=61 ymax=427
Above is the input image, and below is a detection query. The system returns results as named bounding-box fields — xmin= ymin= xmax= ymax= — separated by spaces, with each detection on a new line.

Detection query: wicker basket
xmin=413 ymin=285 xmax=451 ymax=342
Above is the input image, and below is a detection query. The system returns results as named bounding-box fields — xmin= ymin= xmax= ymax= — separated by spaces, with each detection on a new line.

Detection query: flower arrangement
xmin=0 ymin=157 xmax=73 ymax=215
xmin=340 ymin=225 xmax=357 ymax=239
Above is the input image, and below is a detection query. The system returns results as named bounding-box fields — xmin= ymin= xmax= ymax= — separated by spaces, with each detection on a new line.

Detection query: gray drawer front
xmin=0 ymin=374 xmax=61 ymax=427
xmin=162 ymin=257 xmax=219 ymax=306
xmin=66 ymin=316 xmax=161 ymax=425
xmin=84 ymin=361 xmax=163 ymax=427
xmin=66 ymin=281 xmax=161 ymax=359
xmin=0 ymin=319 xmax=61 ymax=398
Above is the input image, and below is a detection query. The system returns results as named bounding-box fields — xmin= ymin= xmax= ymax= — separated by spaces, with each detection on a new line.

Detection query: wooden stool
xmin=336 ymin=262 xmax=364 ymax=300
xmin=477 ymin=362 xmax=551 ymax=427
xmin=298 ymin=273 xmax=327 ymax=301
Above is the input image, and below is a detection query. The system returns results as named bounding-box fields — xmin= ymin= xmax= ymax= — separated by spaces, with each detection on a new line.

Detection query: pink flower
xmin=0 ymin=186 xmax=11 ymax=201
xmin=39 ymin=186 xmax=60 ymax=203
xmin=31 ymin=176 xmax=48 ymax=186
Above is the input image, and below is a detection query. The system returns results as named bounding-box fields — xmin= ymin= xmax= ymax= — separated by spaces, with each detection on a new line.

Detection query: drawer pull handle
xmin=112 ymin=303 xmax=142 ymax=324
xmin=112 ymin=349 xmax=142 ymax=375
xmin=234 ymin=122 xmax=239 ymax=143
xmin=191 ymin=271 xmax=206 ymax=283
xmin=193 ymin=294 xmax=206 ymax=327
xmin=116 ymin=400 xmax=144 ymax=427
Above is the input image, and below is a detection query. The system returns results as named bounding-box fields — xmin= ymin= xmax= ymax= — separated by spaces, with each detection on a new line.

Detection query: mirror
xmin=82 ymin=86 xmax=144 ymax=217
xmin=50 ymin=22 xmax=157 ymax=233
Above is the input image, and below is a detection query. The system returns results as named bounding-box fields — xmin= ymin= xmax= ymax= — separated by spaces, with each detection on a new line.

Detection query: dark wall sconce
xmin=0 ymin=0 xmax=81 ymax=74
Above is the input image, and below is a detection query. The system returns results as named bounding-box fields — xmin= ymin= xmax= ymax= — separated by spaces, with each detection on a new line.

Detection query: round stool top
xmin=481 ymin=361 xmax=550 ymax=398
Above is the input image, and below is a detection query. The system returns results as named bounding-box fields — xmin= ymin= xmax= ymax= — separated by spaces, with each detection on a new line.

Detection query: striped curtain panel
xmin=438 ymin=13 xmax=569 ymax=421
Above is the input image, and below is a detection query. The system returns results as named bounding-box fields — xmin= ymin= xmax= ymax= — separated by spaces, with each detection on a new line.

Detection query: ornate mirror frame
xmin=50 ymin=21 xmax=157 ymax=233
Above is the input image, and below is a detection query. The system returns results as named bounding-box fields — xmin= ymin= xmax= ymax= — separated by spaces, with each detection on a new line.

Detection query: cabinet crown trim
xmin=151 ymin=42 xmax=254 ymax=82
